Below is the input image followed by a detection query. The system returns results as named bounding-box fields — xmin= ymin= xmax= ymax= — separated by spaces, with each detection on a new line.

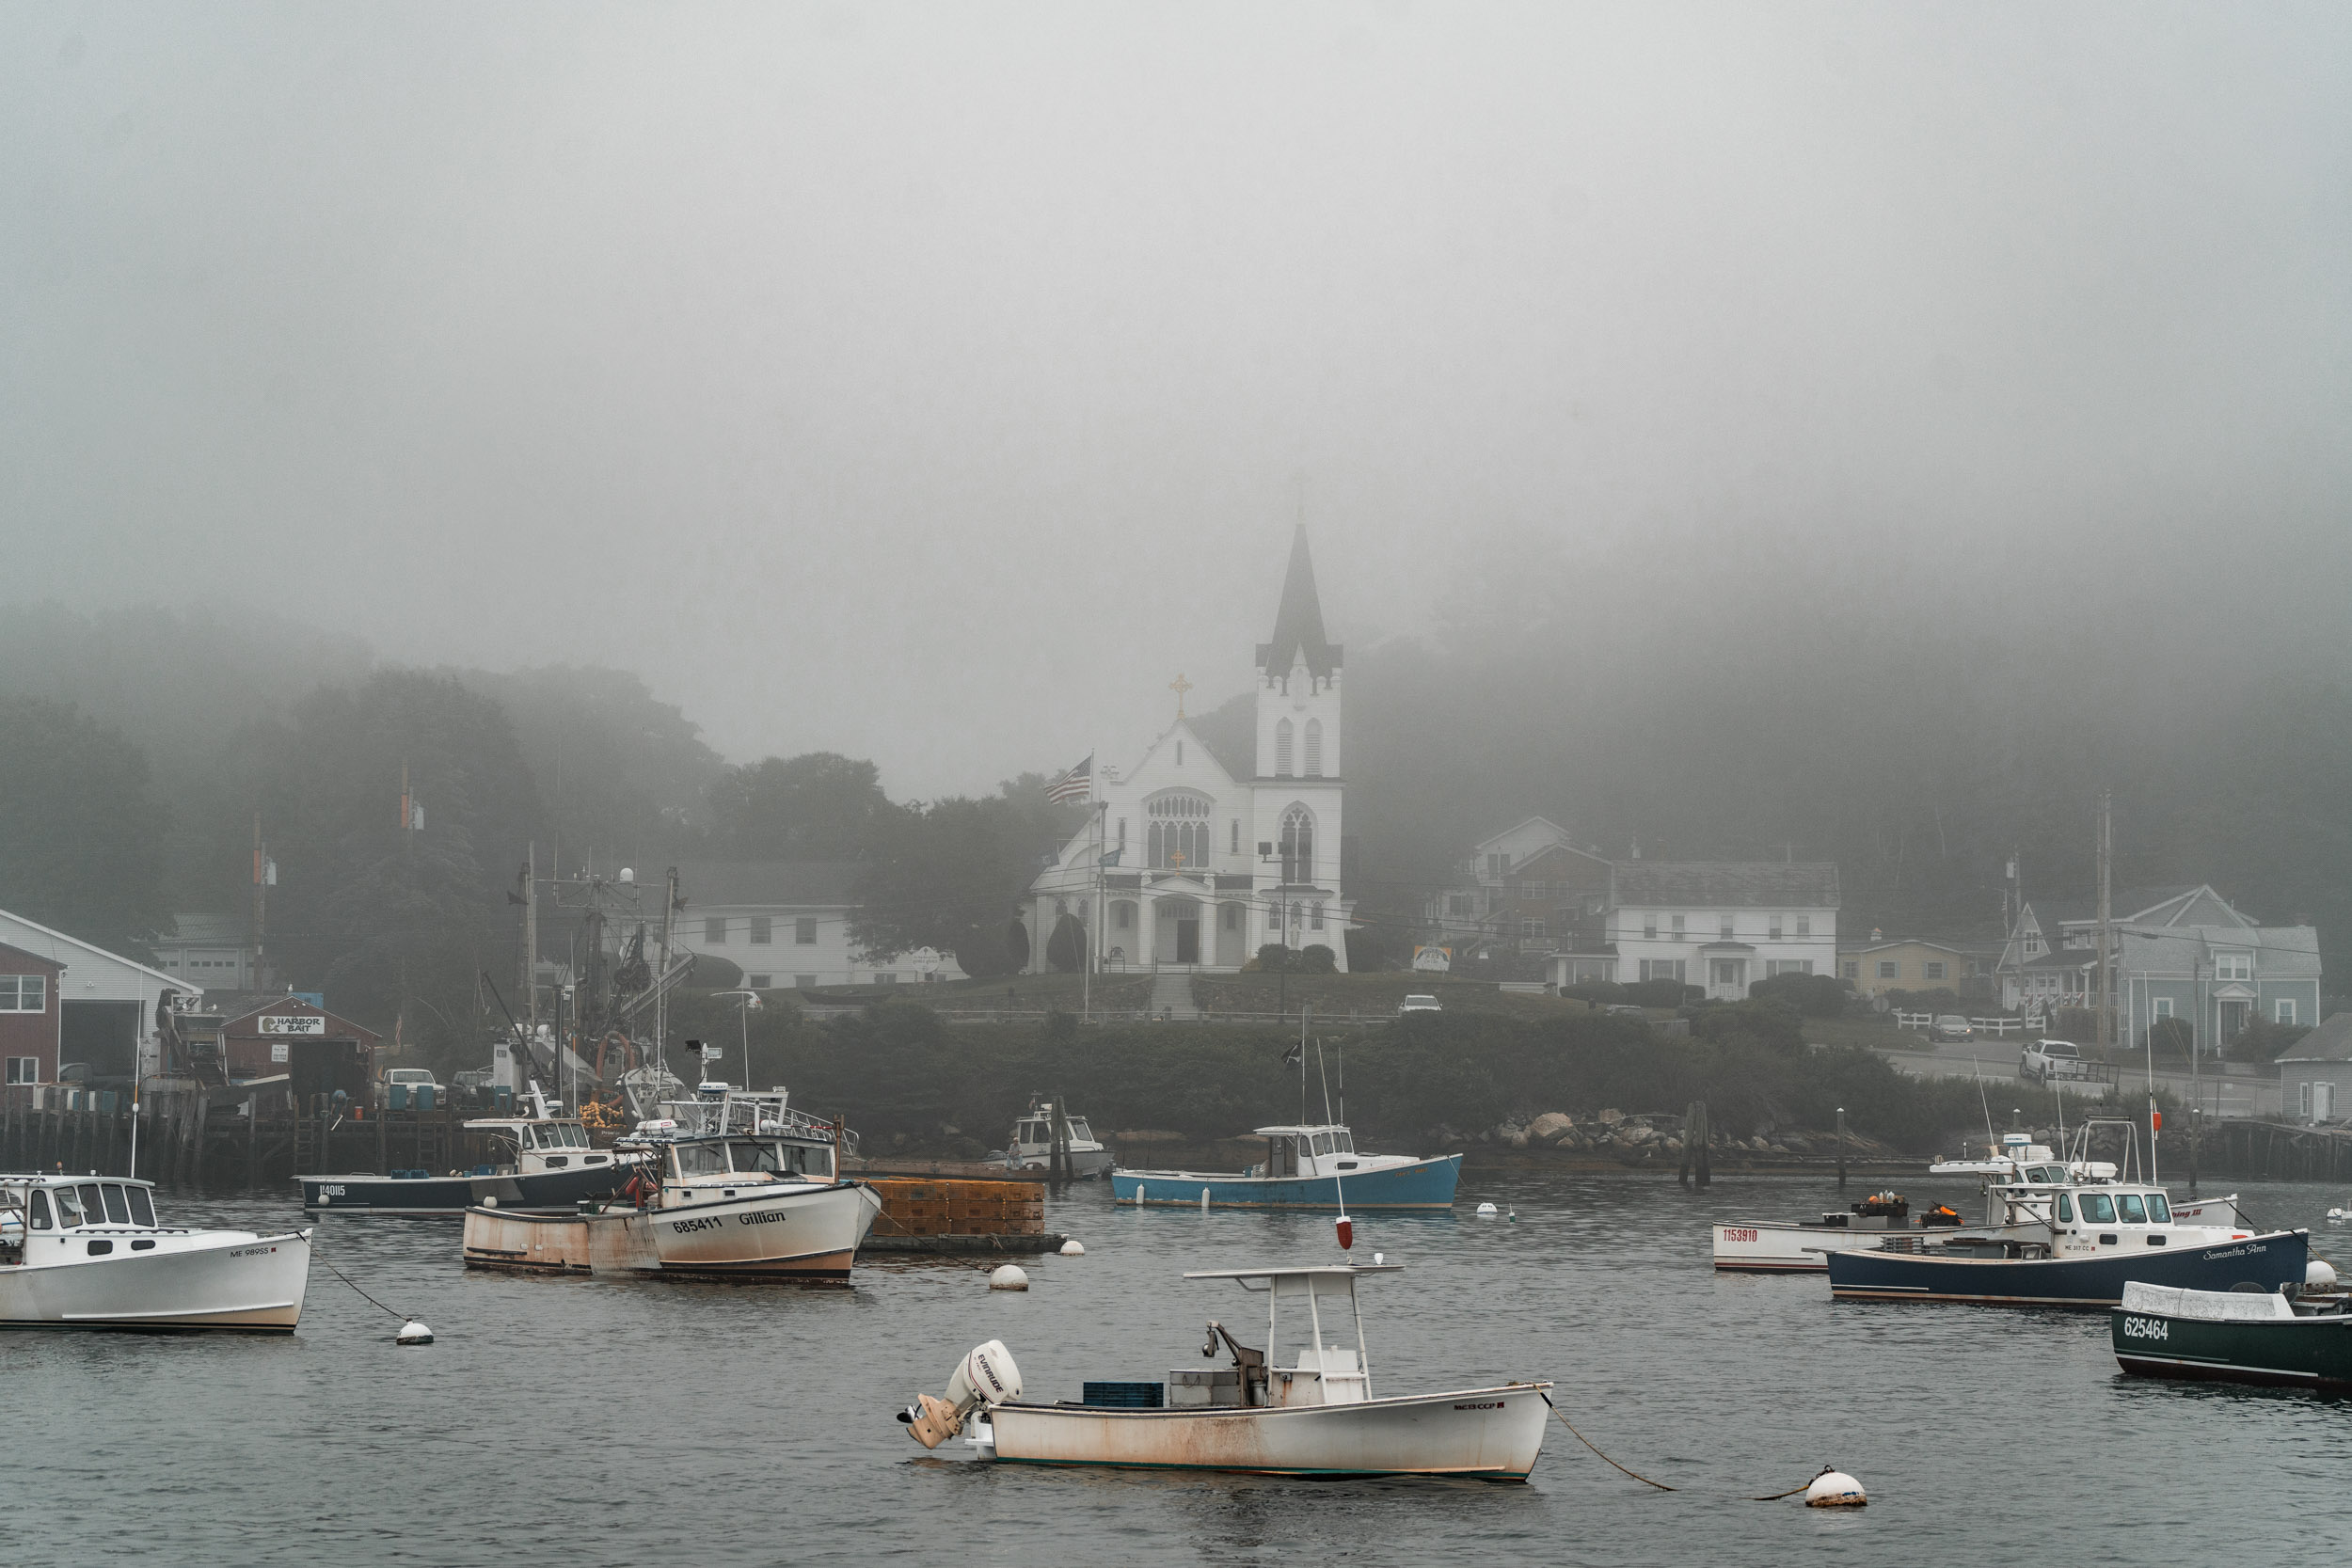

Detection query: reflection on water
xmin=5 ymin=1171 xmax=2349 ymax=1567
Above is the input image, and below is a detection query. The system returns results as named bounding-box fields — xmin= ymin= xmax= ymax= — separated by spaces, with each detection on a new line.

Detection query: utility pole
xmin=656 ymin=864 xmax=677 ymax=1085
xmin=250 ymin=813 xmax=269 ymax=989
xmin=520 ymin=844 xmax=539 ymax=1041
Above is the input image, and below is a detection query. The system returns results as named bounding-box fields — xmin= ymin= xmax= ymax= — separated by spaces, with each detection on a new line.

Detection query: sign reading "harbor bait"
xmin=258 ymin=1015 xmax=326 ymax=1036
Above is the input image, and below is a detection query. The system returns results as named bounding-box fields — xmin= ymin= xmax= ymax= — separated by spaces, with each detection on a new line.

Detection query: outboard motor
xmin=898 ymin=1340 xmax=1024 ymax=1449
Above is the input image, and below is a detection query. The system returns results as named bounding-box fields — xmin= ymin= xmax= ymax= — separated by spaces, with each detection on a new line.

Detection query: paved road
xmin=1871 ymin=1035 xmax=2280 ymax=1119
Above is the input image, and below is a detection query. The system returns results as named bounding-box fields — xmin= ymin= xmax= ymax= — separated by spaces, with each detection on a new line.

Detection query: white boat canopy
xmin=1184 ymin=1264 xmax=1404 ymax=1281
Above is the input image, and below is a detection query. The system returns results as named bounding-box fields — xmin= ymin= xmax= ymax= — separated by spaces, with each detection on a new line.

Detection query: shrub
xmin=2228 ymin=1017 xmax=2312 ymax=1063
xmin=1561 ymin=980 xmax=1629 ymax=1006
xmin=1748 ymin=971 xmax=1850 ymax=1018
xmin=1255 ymin=943 xmax=1292 ymax=971
xmin=1296 ymin=944 xmax=1338 ymax=974
xmin=1044 ymin=913 xmax=1088 ymax=973
xmin=1622 ymin=978 xmax=1688 ymax=1008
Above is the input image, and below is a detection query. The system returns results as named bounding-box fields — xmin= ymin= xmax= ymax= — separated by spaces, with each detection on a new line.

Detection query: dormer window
xmin=2215 ymin=952 xmax=2251 ymax=981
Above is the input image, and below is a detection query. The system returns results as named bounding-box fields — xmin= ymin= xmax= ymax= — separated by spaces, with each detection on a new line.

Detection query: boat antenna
xmin=2054 ymin=1079 xmax=2066 ymax=1163
xmin=1312 ymin=1010 xmax=1336 ymax=1128
xmin=1976 ymin=1062 xmax=1995 ymax=1153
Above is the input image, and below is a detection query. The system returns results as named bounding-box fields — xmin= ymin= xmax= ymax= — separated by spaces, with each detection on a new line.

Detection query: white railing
xmin=1892 ymin=1011 xmax=2027 ymax=1037
xmin=1893 ymin=1011 xmax=1933 ymax=1029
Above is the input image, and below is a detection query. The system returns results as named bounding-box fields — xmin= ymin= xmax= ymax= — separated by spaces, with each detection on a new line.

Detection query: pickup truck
xmin=2018 ymin=1040 xmax=2117 ymax=1091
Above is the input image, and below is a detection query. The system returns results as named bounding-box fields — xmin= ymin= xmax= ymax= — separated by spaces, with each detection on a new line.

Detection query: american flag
xmin=1045 ymin=753 xmax=1093 ymax=804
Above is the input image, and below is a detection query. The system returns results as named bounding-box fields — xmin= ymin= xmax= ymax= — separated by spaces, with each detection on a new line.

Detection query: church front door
xmin=1176 ymin=917 xmax=1200 ymax=965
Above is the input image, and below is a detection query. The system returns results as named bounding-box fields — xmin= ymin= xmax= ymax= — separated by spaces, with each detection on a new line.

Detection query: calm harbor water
xmin=9 ymin=1169 xmax=2352 ymax=1567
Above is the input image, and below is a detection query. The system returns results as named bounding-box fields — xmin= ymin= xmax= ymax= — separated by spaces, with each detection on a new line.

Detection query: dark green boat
xmin=2112 ymin=1281 xmax=2352 ymax=1389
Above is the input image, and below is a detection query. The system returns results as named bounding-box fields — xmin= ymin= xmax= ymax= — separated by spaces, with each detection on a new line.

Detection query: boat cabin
xmin=1013 ymin=1111 xmax=1099 ymax=1157
xmin=0 ymin=1174 xmax=166 ymax=1264
xmin=1254 ymin=1125 xmax=1361 ymax=1180
xmin=463 ymin=1117 xmax=620 ymax=1177
xmin=1182 ymin=1264 xmax=1401 ymax=1408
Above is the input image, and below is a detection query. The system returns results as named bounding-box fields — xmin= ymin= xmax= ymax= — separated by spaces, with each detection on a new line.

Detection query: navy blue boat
xmin=298 ymin=1116 xmax=645 ymax=1215
xmin=1825 ymin=1161 xmax=2306 ymax=1307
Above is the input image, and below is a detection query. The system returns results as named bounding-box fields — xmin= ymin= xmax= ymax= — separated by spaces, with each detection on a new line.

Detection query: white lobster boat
xmin=462 ymin=1086 xmax=882 ymax=1282
xmin=0 ymin=1173 xmax=310 ymax=1332
xmin=899 ymin=1262 xmax=1552 ymax=1480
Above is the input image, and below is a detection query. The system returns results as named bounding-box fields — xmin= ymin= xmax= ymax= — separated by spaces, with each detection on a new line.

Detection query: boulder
xmin=1527 ymin=1112 xmax=1576 ymax=1144
xmin=1597 ymin=1108 xmax=1626 ymax=1125
xmin=1662 ymin=1136 xmax=1684 ymax=1151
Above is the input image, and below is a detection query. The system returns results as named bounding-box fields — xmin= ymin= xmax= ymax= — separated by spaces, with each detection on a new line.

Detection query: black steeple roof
xmin=1255 ymin=526 xmax=1343 ymax=682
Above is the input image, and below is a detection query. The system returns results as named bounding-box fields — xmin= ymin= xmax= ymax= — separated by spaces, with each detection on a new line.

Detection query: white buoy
xmin=1200 ymin=1187 xmax=1210 ymax=1212
xmin=1059 ymin=1239 xmax=1086 ymax=1256
xmin=989 ymin=1264 xmax=1029 ymax=1291
xmin=1804 ymin=1469 xmax=1866 ymax=1508
xmin=1476 ymin=1201 xmax=1499 ymax=1216
xmin=1373 ymin=1252 xmax=1385 ymax=1265
xmin=396 ymin=1320 xmax=434 ymax=1345
xmin=2308 ymin=1259 xmax=2339 ymax=1290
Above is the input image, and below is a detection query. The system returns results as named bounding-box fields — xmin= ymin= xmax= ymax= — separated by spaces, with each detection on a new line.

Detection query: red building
xmin=0 ymin=942 xmax=66 ymax=1087
xmin=216 ymin=998 xmax=382 ymax=1086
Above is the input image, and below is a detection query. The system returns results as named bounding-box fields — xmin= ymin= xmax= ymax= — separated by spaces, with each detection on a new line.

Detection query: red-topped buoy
xmin=1336 ymin=1214 xmax=1353 ymax=1250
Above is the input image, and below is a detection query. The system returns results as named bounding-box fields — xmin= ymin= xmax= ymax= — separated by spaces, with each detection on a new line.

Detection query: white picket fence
xmin=1892 ymin=1011 xmax=2031 ymax=1037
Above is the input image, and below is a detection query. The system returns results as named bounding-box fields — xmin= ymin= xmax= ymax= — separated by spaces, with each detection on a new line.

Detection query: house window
xmin=1114 ymin=902 xmax=1134 ymax=930
xmin=1639 ymin=959 xmax=1685 ymax=983
xmin=2216 ymin=952 xmax=2252 ymax=981
xmin=1524 ymin=880 xmax=1548 ymax=901
xmin=1486 ymin=853 xmax=1507 ymax=879
xmin=747 ymin=974 xmax=771 ymax=989
xmin=1711 ymin=959 xmax=1742 ymax=986
xmin=1304 ymin=720 xmax=1323 ymax=777
xmin=5 ymin=1057 xmax=39 ymax=1085
xmin=877 ymin=974 xmax=899 ymax=986
xmin=1924 ymin=961 xmax=1946 ymax=981
xmin=1796 ymin=917 xmax=1811 ymax=937
xmin=1520 ymin=920 xmax=1546 ymax=940
xmin=1448 ymin=895 xmax=1473 ymax=918
xmin=2300 ymin=1083 xmax=2312 ymax=1118
xmin=2278 ymin=999 xmax=2298 ymax=1025
xmin=1279 ymin=805 xmax=1314 ymax=884
xmin=1311 ymin=903 xmax=1326 ymax=931
xmin=1222 ymin=905 xmax=1239 ymax=932
xmin=794 ymin=975 xmax=818 ymax=989
xmin=1119 ymin=818 xmax=1128 ymax=850
xmin=1769 ymin=918 xmax=1783 ymax=941
xmin=795 ymin=918 xmax=818 ymax=945
xmin=2152 ymin=996 xmax=2173 ymax=1020
xmin=1148 ymin=791 xmax=1215 ymax=869
xmin=1719 ymin=917 xmax=1735 ymax=940
xmin=749 ymin=916 xmax=772 ymax=944
xmin=1276 ymin=720 xmax=1294 ymax=776
xmin=703 ymin=918 xmax=727 ymax=945
xmin=1843 ymin=961 xmax=1860 ymax=979
xmin=1644 ymin=917 xmax=1659 ymax=940
xmin=1672 ymin=915 xmax=1686 ymax=937
xmin=0 ymin=976 xmax=45 ymax=1011
xmin=1231 ymin=820 xmax=1240 ymax=854
xmin=1877 ymin=960 xmax=1899 ymax=980
xmin=1766 ymin=960 xmax=1814 ymax=977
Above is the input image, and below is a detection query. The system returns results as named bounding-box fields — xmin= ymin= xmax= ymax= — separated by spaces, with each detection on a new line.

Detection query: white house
xmin=1021 ymin=528 xmax=1356 ymax=972
xmin=1422 ymin=816 xmax=1581 ymax=943
xmin=1551 ymin=862 xmax=1841 ymax=1002
xmin=675 ymin=862 xmax=968 ymax=989
xmin=0 ymin=908 xmax=192 ymax=1081
xmin=152 ymin=912 xmax=260 ymax=991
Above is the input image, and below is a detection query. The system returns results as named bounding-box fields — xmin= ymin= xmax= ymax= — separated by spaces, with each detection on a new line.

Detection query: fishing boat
xmin=0 ymin=1172 xmax=310 ymax=1332
xmin=461 ymin=1085 xmax=882 ymax=1281
xmin=1713 ymin=1191 xmax=2015 ymax=1274
xmin=2112 ymin=1275 xmax=2352 ymax=1388
xmin=1825 ymin=1123 xmax=2306 ymax=1307
xmin=297 ymin=1107 xmax=645 ymax=1215
xmin=897 ymin=1261 xmax=1551 ymax=1479
xmin=1113 ymin=1124 xmax=1460 ymax=1210
xmin=999 ymin=1097 xmax=1115 ymax=1180
xmin=1927 ymin=1132 xmax=2117 ymax=1180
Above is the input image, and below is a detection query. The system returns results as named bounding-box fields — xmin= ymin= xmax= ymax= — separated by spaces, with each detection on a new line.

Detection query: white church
xmin=1019 ymin=529 xmax=1355 ymax=974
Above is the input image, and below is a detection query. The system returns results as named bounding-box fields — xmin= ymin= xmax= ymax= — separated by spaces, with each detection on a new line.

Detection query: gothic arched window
xmin=1146 ymin=790 xmax=1215 ymax=869
xmin=1304 ymin=719 xmax=1323 ymax=777
xmin=1276 ymin=719 xmax=1294 ymax=776
xmin=1279 ymin=804 xmax=1314 ymax=885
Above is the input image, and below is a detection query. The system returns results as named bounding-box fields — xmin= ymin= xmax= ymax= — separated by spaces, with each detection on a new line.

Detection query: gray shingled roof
xmin=2278 ymin=1013 xmax=2352 ymax=1064
xmin=672 ymin=861 xmax=865 ymax=909
xmin=1612 ymin=862 xmax=1840 ymax=909
xmin=165 ymin=912 xmax=249 ymax=945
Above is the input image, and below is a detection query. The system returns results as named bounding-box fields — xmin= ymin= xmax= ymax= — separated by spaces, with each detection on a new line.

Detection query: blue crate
xmin=1081 ymin=1381 xmax=1164 ymax=1409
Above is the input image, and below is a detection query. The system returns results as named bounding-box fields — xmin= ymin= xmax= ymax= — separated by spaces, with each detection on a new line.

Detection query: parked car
xmin=1603 ymin=1003 xmax=1648 ymax=1016
xmin=375 ymin=1067 xmax=442 ymax=1108
xmin=1931 ymin=1014 xmax=1975 ymax=1041
xmin=1399 ymin=994 xmax=1443 ymax=1015
xmin=2017 ymin=1039 xmax=2116 ymax=1092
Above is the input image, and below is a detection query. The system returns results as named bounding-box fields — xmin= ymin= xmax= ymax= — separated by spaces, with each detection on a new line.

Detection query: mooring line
xmin=319 ymin=1256 xmax=411 ymax=1323
xmin=1538 ymin=1393 xmax=1825 ymax=1500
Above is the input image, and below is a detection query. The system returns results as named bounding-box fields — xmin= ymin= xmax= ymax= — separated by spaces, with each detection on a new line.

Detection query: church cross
xmin=1168 ymin=673 xmax=1192 ymax=720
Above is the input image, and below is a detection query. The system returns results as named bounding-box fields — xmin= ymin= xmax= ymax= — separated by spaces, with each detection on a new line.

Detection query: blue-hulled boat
xmin=1824 ymin=1147 xmax=2306 ymax=1307
xmin=1112 ymin=1125 xmax=1460 ymax=1211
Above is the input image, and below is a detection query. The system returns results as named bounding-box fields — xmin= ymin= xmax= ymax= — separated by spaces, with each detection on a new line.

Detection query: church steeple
xmin=1255 ymin=525 xmax=1343 ymax=687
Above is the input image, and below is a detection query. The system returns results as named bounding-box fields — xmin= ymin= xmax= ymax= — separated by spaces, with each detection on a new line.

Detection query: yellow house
xmin=1839 ymin=940 xmax=1975 ymax=998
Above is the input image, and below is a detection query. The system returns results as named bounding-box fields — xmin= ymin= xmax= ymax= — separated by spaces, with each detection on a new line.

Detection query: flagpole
xmin=1083 ymin=783 xmax=1097 ymax=1022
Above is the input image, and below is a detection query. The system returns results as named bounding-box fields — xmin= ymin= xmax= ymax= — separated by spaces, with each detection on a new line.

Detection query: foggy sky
xmin=5 ymin=3 xmax=2348 ymax=795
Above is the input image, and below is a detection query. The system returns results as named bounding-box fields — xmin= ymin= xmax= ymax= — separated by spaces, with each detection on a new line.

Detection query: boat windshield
xmin=2056 ymin=1194 xmax=2074 ymax=1223
xmin=727 ymin=1139 xmax=783 ymax=1174
xmin=672 ymin=1143 xmax=729 ymax=1178
xmin=126 ymin=1186 xmax=156 ymax=1226
xmin=1311 ymin=1132 xmax=1334 ymax=1156
xmin=2146 ymin=1195 xmax=2172 ymax=1223
xmin=55 ymin=1187 xmax=89 ymax=1227
xmin=100 ymin=1184 xmax=130 ymax=1224
xmin=2079 ymin=1193 xmax=2117 ymax=1224
xmin=1019 ymin=1121 xmax=1046 ymax=1143
xmin=28 ymin=1190 xmax=52 ymax=1229
xmin=1332 ymin=1129 xmax=1354 ymax=1153
xmin=1066 ymin=1118 xmax=1094 ymax=1143
xmin=2117 ymin=1195 xmax=2147 ymax=1224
